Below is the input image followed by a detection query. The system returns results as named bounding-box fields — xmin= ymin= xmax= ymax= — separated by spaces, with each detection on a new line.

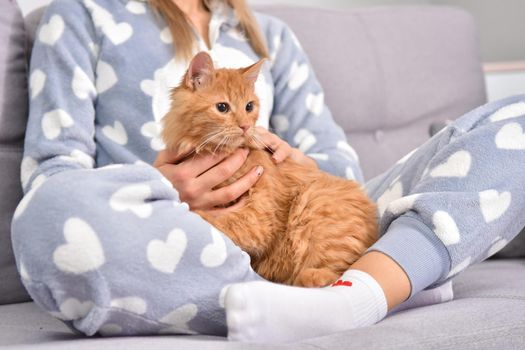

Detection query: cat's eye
xmin=216 ymin=102 xmax=230 ymax=113
xmin=246 ymin=101 xmax=254 ymax=113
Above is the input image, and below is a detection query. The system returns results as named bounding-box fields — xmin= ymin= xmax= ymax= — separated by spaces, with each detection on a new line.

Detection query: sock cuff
xmin=339 ymin=269 xmax=388 ymax=326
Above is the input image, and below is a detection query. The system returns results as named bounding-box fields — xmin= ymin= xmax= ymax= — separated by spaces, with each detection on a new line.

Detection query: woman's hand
xmin=253 ymin=126 xmax=318 ymax=169
xmin=154 ymin=148 xmax=263 ymax=213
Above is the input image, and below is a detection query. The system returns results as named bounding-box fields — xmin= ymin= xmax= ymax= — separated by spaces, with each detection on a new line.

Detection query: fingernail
xmin=271 ymin=154 xmax=278 ymax=162
xmin=256 ymin=165 xmax=264 ymax=176
xmin=244 ymin=148 xmax=250 ymax=156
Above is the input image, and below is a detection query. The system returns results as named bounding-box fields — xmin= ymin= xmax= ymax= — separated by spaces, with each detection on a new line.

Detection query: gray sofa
xmin=1 ymin=1 xmax=524 ymax=349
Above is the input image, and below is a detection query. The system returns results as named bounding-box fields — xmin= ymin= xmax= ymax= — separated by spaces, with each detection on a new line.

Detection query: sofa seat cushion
xmin=1 ymin=260 xmax=523 ymax=349
xmin=0 ymin=0 xmax=30 ymax=305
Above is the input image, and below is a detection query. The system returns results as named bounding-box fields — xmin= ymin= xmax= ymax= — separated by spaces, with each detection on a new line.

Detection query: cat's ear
xmin=185 ymin=51 xmax=214 ymax=90
xmin=241 ymin=58 xmax=267 ymax=85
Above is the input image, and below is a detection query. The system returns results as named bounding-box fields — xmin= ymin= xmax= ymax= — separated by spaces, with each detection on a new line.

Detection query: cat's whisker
xmin=251 ymin=134 xmax=274 ymax=153
xmin=213 ymin=134 xmax=229 ymax=155
xmin=196 ymin=130 xmax=224 ymax=153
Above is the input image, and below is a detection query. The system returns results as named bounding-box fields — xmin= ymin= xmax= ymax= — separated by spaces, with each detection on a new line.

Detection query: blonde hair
xmin=149 ymin=0 xmax=269 ymax=60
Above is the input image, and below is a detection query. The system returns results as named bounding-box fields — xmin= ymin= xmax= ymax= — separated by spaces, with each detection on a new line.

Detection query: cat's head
xmin=162 ymin=51 xmax=266 ymax=158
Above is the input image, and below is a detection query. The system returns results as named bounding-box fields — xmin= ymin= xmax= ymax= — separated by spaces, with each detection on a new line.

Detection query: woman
xmin=12 ymin=0 xmax=525 ymax=343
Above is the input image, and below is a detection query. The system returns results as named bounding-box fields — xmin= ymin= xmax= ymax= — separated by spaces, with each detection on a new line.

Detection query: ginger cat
xmin=162 ymin=52 xmax=378 ymax=287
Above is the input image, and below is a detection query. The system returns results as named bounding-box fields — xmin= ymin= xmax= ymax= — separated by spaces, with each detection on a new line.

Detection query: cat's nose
xmin=240 ymin=125 xmax=251 ymax=134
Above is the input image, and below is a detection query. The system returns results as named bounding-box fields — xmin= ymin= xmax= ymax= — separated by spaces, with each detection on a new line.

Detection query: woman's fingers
xmin=180 ymin=151 xmax=230 ymax=177
xmin=271 ymin=142 xmax=293 ymax=163
xmin=254 ymin=127 xmax=292 ymax=163
xmin=197 ymin=148 xmax=250 ymax=190
xmin=203 ymin=165 xmax=264 ymax=208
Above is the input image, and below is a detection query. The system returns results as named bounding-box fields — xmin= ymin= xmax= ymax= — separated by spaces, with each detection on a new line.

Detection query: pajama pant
xmin=11 ymin=95 xmax=525 ymax=336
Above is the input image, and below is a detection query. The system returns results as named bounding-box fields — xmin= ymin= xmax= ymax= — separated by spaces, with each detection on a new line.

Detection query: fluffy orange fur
xmin=162 ymin=52 xmax=378 ymax=287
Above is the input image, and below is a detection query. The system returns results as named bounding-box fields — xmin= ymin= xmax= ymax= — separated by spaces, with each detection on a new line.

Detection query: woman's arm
xmin=22 ymin=0 xmax=98 ymax=192
xmin=267 ymin=19 xmax=364 ymax=183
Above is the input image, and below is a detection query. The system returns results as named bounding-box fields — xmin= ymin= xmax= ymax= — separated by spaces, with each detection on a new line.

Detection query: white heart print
xmin=110 ymin=184 xmax=152 ymax=218
xmin=490 ymin=102 xmax=525 ymax=122
xmin=270 ymin=35 xmax=282 ymax=62
xmin=337 ymin=141 xmax=359 ymax=161
xmin=41 ymin=109 xmax=74 ymax=140
xmin=59 ymin=149 xmax=94 ymax=169
xmin=110 ymin=297 xmax=147 ymax=315
xmin=294 ymin=129 xmax=317 ymax=153
xmin=102 ymin=120 xmax=128 ymax=145
xmin=159 ymin=304 xmax=198 ymax=334
xmin=305 ymin=92 xmax=324 ymax=116
xmin=158 ymin=27 xmax=172 ymax=44
xmin=83 ymin=0 xmax=133 ymax=45
xmin=479 ymin=190 xmax=511 ymax=223
xmin=432 ymin=211 xmax=460 ymax=246
xmin=377 ymin=181 xmax=403 ymax=216
xmin=30 ymin=69 xmax=46 ymax=99
xmin=72 ymin=66 xmax=96 ymax=100
xmin=429 ymin=150 xmax=471 ymax=178
xmin=200 ymin=227 xmax=228 ymax=268
xmin=307 ymin=153 xmax=329 ymax=161
xmin=147 ymin=228 xmax=188 ymax=273
xmin=288 ymin=61 xmax=309 ymax=90
xmin=125 ymin=1 xmax=146 ymax=14
xmin=96 ymin=61 xmax=118 ymax=94
xmin=20 ymin=156 xmax=38 ymax=189
xmin=487 ymin=237 xmax=508 ymax=257
xmin=495 ymin=122 xmax=525 ymax=150
xmin=141 ymin=121 xmax=165 ymax=151
xmin=39 ymin=15 xmax=65 ymax=45
xmin=59 ymin=298 xmax=94 ymax=320
xmin=386 ymin=193 xmax=421 ymax=216
xmin=53 ymin=218 xmax=105 ymax=274
xmin=272 ymin=114 xmax=289 ymax=134
xmin=345 ymin=166 xmax=355 ymax=180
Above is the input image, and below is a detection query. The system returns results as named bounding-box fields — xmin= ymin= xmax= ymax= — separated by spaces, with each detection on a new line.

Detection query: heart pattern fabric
xmin=200 ymin=228 xmax=228 ymax=268
xmin=102 ymin=121 xmax=128 ymax=145
xmin=39 ymin=15 xmax=65 ymax=46
xmin=53 ymin=218 xmax=105 ymax=274
xmin=110 ymin=184 xmax=152 ymax=218
xmin=147 ymin=229 xmax=188 ymax=273
xmin=429 ymin=150 xmax=471 ymax=178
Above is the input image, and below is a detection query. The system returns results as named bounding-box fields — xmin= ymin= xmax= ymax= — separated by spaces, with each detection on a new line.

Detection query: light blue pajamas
xmin=11 ymin=0 xmax=525 ymax=337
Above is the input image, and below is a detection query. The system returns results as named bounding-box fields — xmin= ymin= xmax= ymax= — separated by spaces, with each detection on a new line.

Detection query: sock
xmin=225 ymin=269 xmax=387 ymax=343
xmin=390 ymin=280 xmax=453 ymax=314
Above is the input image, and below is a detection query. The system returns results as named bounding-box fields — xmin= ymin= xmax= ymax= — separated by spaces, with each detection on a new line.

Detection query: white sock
xmin=225 ymin=270 xmax=387 ymax=343
xmin=390 ymin=280 xmax=454 ymax=314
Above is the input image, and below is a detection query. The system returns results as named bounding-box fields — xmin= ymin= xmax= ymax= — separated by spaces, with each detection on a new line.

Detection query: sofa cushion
xmin=1 ymin=260 xmax=523 ymax=349
xmin=0 ymin=0 xmax=30 ymax=304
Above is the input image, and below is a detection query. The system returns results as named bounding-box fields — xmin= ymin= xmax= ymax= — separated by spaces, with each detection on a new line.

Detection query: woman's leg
xmin=225 ymin=95 xmax=525 ymax=342
xmin=11 ymin=163 xmax=261 ymax=336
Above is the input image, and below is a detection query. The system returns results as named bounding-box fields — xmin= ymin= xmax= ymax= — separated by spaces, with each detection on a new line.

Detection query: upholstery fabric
xmin=0 ymin=0 xmax=30 ymax=305
xmin=1 ymin=260 xmax=524 ymax=349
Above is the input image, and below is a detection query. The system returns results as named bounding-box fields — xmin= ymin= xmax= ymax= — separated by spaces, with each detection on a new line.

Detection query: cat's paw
xmin=293 ymin=268 xmax=339 ymax=288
